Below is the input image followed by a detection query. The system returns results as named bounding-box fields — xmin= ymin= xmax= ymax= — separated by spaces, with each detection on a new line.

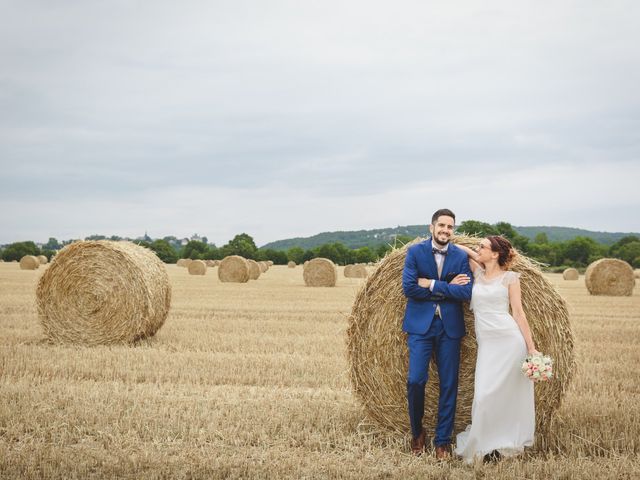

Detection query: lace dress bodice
xmin=470 ymin=268 xmax=520 ymax=314
xmin=470 ymin=268 xmax=521 ymax=333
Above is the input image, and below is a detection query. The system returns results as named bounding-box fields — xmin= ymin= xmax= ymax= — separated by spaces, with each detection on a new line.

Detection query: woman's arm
xmin=508 ymin=279 xmax=539 ymax=354
xmin=456 ymin=244 xmax=483 ymax=273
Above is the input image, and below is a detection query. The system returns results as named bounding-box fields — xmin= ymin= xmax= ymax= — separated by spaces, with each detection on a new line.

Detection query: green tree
xmin=221 ymin=233 xmax=258 ymax=259
xmin=495 ymin=221 xmax=529 ymax=251
xmin=287 ymin=247 xmax=305 ymax=264
xmin=203 ymin=245 xmax=223 ymax=260
xmin=376 ymin=244 xmax=392 ymax=259
xmin=44 ymin=237 xmax=61 ymax=250
xmin=534 ymin=232 xmax=549 ymax=245
xmin=183 ymin=240 xmax=209 ymax=260
xmin=148 ymin=239 xmax=179 ymax=263
xmin=457 ymin=220 xmax=498 ymax=237
xmin=616 ymin=242 xmax=640 ymax=265
xmin=255 ymin=248 xmax=287 ymax=264
xmin=563 ymin=236 xmax=602 ymax=266
xmin=316 ymin=243 xmax=340 ymax=264
xmin=610 ymin=236 xmax=640 ymax=263
xmin=354 ymin=246 xmax=375 ymax=264
xmin=1 ymin=241 xmax=40 ymax=261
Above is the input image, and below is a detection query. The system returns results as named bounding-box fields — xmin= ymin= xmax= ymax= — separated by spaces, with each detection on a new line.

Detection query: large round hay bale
xmin=258 ymin=261 xmax=268 ymax=273
xmin=218 ymin=255 xmax=250 ymax=283
xmin=347 ymin=235 xmax=574 ymax=445
xmin=36 ymin=241 xmax=171 ymax=345
xmin=288 ymin=261 xmax=296 ymax=268
xmin=177 ymin=258 xmax=192 ymax=268
xmin=585 ymin=258 xmax=634 ymax=296
xmin=247 ymin=259 xmax=261 ymax=280
xmin=345 ymin=263 xmax=368 ymax=278
xmin=562 ymin=268 xmax=579 ymax=280
xmin=188 ymin=259 xmax=207 ymax=275
xmin=303 ymin=258 xmax=337 ymax=287
xmin=37 ymin=255 xmax=48 ymax=265
xmin=19 ymin=255 xmax=40 ymax=270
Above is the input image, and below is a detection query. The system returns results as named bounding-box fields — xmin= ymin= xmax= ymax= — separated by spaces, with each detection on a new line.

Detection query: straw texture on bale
xmin=304 ymin=260 xmax=309 ymax=268
xmin=347 ymin=235 xmax=575 ymax=444
xmin=258 ymin=261 xmax=268 ymax=273
xmin=288 ymin=261 xmax=296 ymax=268
xmin=585 ymin=258 xmax=634 ymax=296
xmin=345 ymin=264 xmax=368 ymax=278
xmin=218 ymin=256 xmax=250 ymax=283
xmin=303 ymin=258 xmax=338 ymax=287
xmin=188 ymin=259 xmax=207 ymax=275
xmin=562 ymin=268 xmax=579 ymax=280
xmin=19 ymin=255 xmax=40 ymax=270
xmin=36 ymin=241 xmax=171 ymax=345
xmin=37 ymin=255 xmax=48 ymax=265
xmin=247 ymin=259 xmax=261 ymax=280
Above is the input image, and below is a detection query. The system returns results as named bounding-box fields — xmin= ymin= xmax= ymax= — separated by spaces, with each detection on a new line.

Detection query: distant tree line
xmin=456 ymin=220 xmax=640 ymax=270
xmin=2 ymin=222 xmax=639 ymax=269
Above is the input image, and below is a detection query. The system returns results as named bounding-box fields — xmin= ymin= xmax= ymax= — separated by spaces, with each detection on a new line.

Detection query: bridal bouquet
xmin=521 ymin=353 xmax=553 ymax=382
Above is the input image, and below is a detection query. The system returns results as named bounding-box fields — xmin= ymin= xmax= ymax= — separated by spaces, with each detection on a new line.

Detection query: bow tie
xmin=432 ymin=248 xmax=448 ymax=256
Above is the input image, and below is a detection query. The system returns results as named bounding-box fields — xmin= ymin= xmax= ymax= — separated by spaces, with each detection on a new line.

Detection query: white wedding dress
xmin=454 ymin=268 xmax=535 ymax=463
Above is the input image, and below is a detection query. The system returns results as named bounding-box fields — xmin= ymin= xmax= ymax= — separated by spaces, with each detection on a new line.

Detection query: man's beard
xmin=432 ymin=234 xmax=450 ymax=248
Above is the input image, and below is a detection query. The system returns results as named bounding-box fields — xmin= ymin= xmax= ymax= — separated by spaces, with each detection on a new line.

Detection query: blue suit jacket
xmin=402 ymin=239 xmax=473 ymax=338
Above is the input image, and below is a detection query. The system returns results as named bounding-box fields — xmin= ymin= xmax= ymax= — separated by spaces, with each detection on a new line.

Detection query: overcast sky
xmin=1 ymin=1 xmax=639 ymax=246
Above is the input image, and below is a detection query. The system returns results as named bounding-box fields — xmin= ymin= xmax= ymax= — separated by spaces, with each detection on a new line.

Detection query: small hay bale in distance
xmin=585 ymin=258 xmax=634 ymax=296
xmin=37 ymin=255 xmax=48 ymax=265
xmin=20 ymin=255 xmax=40 ymax=270
xmin=345 ymin=263 xmax=368 ymax=278
xmin=562 ymin=268 xmax=579 ymax=280
xmin=288 ymin=261 xmax=296 ymax=268
xmin=258 ymin=261 xmax=268 ymax=273
xmin=303 ymin=258 xmax=338 ymax=287
xmin=188 ymin=259 xmax=207 ymax=275
xmin=267 ymin=260 xmax=274 ymax=266
xmin=205 ymin=260 xmax=216 ymax=267
xmin=347 ymin=235 xmax=575 ymax=443
xmin=247 ymin=259 xmax=261 ymax=280
xmin=218 ymin=255 xmax=250 ymax=283
xmin=36 ymin=240 xmax=171 ymax=345
xmin=635 ymin=269 xmax=640 ymax=279
xmin=177 ymin=258 xmax=192 ymax=268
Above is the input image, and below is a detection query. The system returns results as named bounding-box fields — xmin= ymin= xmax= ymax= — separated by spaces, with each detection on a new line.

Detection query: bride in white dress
xmin=454 ymin=235 xmax=539 ymax=463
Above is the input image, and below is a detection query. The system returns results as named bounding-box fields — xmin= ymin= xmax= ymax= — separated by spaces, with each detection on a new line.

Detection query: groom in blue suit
xmin=402 ymin=208 xmax=473 ymax=458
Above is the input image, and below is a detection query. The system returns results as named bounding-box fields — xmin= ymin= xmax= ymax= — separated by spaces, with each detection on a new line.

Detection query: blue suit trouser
xmin=406 ymin=315 xmax=461 ymax=446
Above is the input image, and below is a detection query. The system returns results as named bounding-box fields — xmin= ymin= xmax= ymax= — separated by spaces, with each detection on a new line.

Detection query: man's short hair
xmin=431 ymin=208 xmax=456 ymax=225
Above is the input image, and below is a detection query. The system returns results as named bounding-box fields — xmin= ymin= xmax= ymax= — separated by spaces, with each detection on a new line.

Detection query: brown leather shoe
xmin=435 ymin=444 xmax=452 ymax=460
xmin=410 ymin=428 xmax=426 ymax=456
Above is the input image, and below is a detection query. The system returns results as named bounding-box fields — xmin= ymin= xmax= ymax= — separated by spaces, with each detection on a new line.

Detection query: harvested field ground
xmin=1 ymin=264 xmax=639 ymax=479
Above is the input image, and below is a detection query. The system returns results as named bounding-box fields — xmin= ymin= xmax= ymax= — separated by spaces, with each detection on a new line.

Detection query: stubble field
xmin=1 ymin=263 xmax=639 ymax=479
